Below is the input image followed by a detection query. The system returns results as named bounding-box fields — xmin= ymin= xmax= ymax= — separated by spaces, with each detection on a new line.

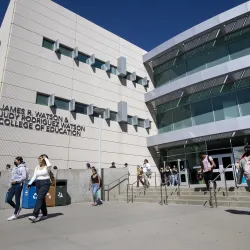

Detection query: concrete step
xmin=126 ymin=190 xmax=250 ymax=198
xmin=112 ymin=196 xmax=250 ymax=208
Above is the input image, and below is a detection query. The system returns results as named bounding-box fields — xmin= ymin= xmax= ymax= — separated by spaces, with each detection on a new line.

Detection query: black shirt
xmin=110 ymin=166 xmax=116 ymax=168
xmin=91 ymin=175 xmax=99 ymax=183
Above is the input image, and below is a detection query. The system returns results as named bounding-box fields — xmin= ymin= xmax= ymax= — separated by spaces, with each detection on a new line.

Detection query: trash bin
xmin=22 ymin=181 xmax=37 ymax=209
xmin=55 ymin=180 xmax=67 ymax=206
xmin=46 ymin=185 xmax=56 ymax=207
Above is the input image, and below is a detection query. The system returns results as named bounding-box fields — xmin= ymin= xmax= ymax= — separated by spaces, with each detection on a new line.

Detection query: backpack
xmin=207 ymin=156 xmax=213 ymax=166
xmin=243 ymin=157 xmax=250 ymax=180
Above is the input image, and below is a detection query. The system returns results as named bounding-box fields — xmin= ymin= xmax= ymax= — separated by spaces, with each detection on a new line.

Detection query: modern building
xmin=144 ymin=2 xmax=250 ymax=186
xmin=0 ymin=0 xmax=158 ymax=174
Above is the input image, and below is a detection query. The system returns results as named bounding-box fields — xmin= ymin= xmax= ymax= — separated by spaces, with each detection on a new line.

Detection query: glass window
xmin=127 ymin=116 xmax=133 ymax=125
xmin=93 ymin=59 xmax=104 ymax=69
xmin=54 ymin=98 xmax=69 ymax=110
xmin=110 ymin=65 xmax=118 ymax=75
xmin=186 ymin=52 xmax=207 ymax=75
xmin=138 ymin=118 xmax=144 ymax=127
xmin=155 ymin=70 xmax=169 ymax=87
xmin=237 ymin=77 xmax=250 ymax=89
xmin=110 ymin=111 xmax=117 ymax=121
xmin=191 ymin=99 xmax=214 ymax=126
xmin=59 ymin=45 xmax=73 ymax=57
xmin=75 ymin=103 xmax=87 ymax=115
xmin=207 ymin=45 xmax=229 ymax=68
xmin=228 ymin=35 xmax=250 ymax=60
xmin=78 ymin=53 xmax=89 ymax=63
xmin=36 ymin=93 xmax=49 ymax=106
xmin=173 ymin=104 xmax=192 ymax=130
xmin=237 ymin=88 xmax=250 ymax=116
xmin=212 ymin=92 xmax=239 ymax=121
xmin=168 ymin=62 xmax=186 ymax=82
xmin=157 ymin=109 xmax=173 ymax=133
xmin=42 ymin=38 xmax=54 ymax=50
xmin=136 ymin=76 xmax=143 ymax=85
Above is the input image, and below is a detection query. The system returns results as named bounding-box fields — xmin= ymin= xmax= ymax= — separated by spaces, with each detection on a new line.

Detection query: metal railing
xmin=159 ymin=169 xmax=187 ymax=205
xmin=103 ymin=173 xmax=129 ymax=201
xmin=209 ymin=164 xmax=234 ymax=208
xmin=127 ymin=174 xmax=153 ymax=203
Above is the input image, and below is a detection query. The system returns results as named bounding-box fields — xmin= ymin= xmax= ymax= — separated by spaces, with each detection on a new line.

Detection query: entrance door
xmin=210 ymin=154 xmax=236 ymax=187
xmin=168 ymin=160 xmax=189 ymax=186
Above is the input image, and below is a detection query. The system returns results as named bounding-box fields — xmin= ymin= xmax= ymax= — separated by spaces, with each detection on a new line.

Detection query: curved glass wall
xmin=157 ymin=77 xmax=250 ymax=133
xmin=154 ymin=27 xmax=250 ymax=87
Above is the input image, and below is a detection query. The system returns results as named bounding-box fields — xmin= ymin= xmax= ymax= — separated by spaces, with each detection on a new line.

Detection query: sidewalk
xmin=0 ymin=202 xmax=249 ymax=250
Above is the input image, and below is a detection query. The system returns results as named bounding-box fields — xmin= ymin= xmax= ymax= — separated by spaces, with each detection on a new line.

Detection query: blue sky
xmin=0 ymin=0 xmax=247 ymax=51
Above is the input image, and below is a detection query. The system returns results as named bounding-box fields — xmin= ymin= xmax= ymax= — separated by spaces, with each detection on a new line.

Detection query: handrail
xmin=127 ymin=180 xmax=139 ymax=203
xmin=103 ymin=173 xmax=129 ymax=189
xmin=103 ymin=173 xmax=129 ymax=201
xmin=160 ymin=169 xmax=187 ymax=205
xmin=209 ymin=164 xmax=234 ymax=208
xmin=129 ymin=172 xmax=159 ymax=187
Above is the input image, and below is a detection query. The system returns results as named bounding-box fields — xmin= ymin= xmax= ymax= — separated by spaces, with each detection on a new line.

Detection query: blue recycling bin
xmin=22 ymin=181 xmax=37 ymax=209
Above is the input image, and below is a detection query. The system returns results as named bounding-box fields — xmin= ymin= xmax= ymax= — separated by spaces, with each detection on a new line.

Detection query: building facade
xmin=144 ymin=2 xmax=250 ymax=186
xmin=0 ymin=0 xmax=158 ymax=173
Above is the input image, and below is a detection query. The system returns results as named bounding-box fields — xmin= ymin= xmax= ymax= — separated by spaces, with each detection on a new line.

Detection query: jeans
xmin=203 ymin=171 xmax=215 ymax=189
xmin=137 ymin=175 xmax=144 ymax=187
xmin=143 ymin=173 xmax=149 ymax=187
xmin=33 ymin=179 xmax=51 ymax=218
xmin=171 ymin=175 xmax=178 ymax=186
xmin=7 ymin=183 xmax=23 ymax=215
xmin=92 ymin=183 xmax=99 ymax=203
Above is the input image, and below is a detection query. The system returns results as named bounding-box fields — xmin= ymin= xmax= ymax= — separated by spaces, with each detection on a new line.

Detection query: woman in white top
xmin=27 ymin=154 xmax=52 ymax=223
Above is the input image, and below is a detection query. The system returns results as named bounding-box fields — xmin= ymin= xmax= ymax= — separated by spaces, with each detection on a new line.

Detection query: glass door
xmin=210 ymin=154 xmax=235 ymax=187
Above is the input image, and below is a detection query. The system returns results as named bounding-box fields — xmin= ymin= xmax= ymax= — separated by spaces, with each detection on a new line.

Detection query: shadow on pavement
xmin=19 ymin=212 xmax=63 ymax=219
xmin=225 ymin=209 xmax=250 ymax=215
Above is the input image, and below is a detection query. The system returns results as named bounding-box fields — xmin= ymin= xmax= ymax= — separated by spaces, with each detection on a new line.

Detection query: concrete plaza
xmin=0 ymin=202 xmax=249 ymax=250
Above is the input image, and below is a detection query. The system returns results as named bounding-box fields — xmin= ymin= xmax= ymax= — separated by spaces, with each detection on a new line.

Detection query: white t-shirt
xmin=202 ymin=156 xmax=213 ymax=173
xmin=28 ymin=158 xmax=52 ymax=185
xmin=142 ymin=163 xmax=151 ymax=173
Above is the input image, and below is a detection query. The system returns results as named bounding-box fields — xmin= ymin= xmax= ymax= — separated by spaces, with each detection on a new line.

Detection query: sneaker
xmin=28 ymin=216 xmax=38 ymax=223
xmin=38 ymin=215 xmax=48 ymax=221
xmin=7 ymin=214 xmax=17 ymax=221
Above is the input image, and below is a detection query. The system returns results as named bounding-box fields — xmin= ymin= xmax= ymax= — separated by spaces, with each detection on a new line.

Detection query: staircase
xmin=111 ymin=186 xmax=250 ymax=208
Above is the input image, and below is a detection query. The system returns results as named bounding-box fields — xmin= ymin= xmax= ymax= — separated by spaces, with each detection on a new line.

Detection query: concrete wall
xmin=0 ymin=168 xmax=130 ymax=210
xmin=0 ymin=0 xmax=158 ymax=176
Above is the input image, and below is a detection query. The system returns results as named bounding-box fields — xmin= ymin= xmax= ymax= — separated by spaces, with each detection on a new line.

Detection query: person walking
xmin=89 ymin=168 xmax=101 ymax=206
xmin=171 ymin=165 xmax=178 ymax=186
xmin=27 ymin=155 xmax=53 ymax=223
xmin=137 ymin=165 xmax=144 ymax=187
xmin=6 ymin=157 xmax=27 ymax=221
xmin=165 ymin=166 xmax=172 ymax=186
xmin=239 ymin=145 xmax=250 ymax=189
xmin=200 ymin=152 xmax=216 ymax=190
xmin=142 ymin=159 xmax=151 ymax=188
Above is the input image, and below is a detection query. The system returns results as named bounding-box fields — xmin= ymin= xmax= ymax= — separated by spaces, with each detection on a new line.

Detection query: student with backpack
xmin=6 ymin=156 xmax=29 ymax=221
xmin=239 ymin=145 xmax=250 ymax=189
xmin=89 ymin=167 xmax=101 ymax=206
xmin=27 ymin=154 xmax=53 ymax=223
xmin=200 ymin=152 xmax=216 ymax=190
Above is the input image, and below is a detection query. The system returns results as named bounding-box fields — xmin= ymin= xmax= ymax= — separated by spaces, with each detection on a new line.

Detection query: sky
xmin=0 ymin=0 xmax=247 ymax=51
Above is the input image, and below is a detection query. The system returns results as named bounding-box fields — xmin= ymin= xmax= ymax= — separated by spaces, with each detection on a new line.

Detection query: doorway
xmin=210 ymin=154 xmax=236 ymax=186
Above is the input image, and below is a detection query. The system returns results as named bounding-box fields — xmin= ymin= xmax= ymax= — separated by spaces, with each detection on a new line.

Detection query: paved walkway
xmin=0 ymin=202 xmax=249 ymax=250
